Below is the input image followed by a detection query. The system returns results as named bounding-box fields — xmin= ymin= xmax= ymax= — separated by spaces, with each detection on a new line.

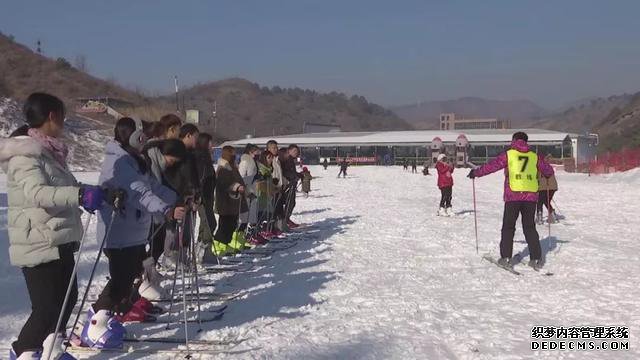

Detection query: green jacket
xmin=0 ymin=136 xmax=83 ymax=267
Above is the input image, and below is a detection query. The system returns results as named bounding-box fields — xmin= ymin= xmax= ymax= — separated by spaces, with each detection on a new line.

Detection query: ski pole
xmin=47 ymin=214 xmax=93 ymax=360
xmin=551 ymin=199 xmax=562 ymax=217
xmin=166 ymin=218 xmax=182 ymax=330
xmin=65 ymin=195 xmax=122 ymax=352
xmin=547 ymin=189 xmax=551 ymax=239
xmin=178 ymin=219 xmax=191 ymax=357
xmin=188 ymin=210 xmax=203 ymax=332
xmin=472 ymin=178 xmax=479 ymax=254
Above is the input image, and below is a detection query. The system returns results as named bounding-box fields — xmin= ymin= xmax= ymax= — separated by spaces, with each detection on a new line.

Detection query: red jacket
xmin=436 ymin=161 xmax=454 ymax=189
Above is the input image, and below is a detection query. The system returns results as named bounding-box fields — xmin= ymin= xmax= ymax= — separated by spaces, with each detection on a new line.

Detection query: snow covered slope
xmin=0 ymin=167 xmax=638 ymax=359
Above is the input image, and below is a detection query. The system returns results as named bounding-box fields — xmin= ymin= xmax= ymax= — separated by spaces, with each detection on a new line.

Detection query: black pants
xmin=93 ymin=245 xmax=146 ymax=315
xmin=536 ymin=190 xmax=556 ymax=213
xmin=439 ymin=186 xmax=452 ymax=208
xmin=284 ymin=185 xmax=297 ymax=221
xmin=501 ymin=202 xmax=541 ymax=260
xmin=338 ymin=169 xmax=347 ymax=177
xmin=412 ymin=166 xmax=417 ymax=173
xmin=215 ymin=215 xmax=238 ymax=245
xmin=149 ymin=222 xmax=166 ymax=264
xmin=13 ymin=244 xmax=78 ymax=356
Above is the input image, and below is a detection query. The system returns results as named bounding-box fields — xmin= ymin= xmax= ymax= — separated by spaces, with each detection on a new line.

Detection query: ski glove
xmin=467 ymin=169 xmax=476 ymax=179
xmin=272 ymin=178 xmax=280 ymax=186
xmin=79 ymin=185 xmax=105 ymax=213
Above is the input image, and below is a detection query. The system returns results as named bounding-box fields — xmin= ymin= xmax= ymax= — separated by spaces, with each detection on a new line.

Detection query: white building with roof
xmin=220 ymin=129 xmax=597 ymax=167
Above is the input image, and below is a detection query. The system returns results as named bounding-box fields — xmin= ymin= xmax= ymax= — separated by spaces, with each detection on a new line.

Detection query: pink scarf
xmin=27 ymin=128 xmax=69 ymax=167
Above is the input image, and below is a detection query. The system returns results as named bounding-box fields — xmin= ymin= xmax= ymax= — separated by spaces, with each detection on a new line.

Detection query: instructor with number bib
xmin=467 ymin=132 xmax=554 ymax=270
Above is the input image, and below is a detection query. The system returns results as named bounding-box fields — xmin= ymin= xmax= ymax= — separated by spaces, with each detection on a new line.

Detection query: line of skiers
xmin=1 ymin=92 xmax=311 ymax=359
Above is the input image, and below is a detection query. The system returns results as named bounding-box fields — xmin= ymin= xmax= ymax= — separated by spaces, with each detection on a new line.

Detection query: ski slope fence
xmin=573 ymin=147 xmax=640 ymax=174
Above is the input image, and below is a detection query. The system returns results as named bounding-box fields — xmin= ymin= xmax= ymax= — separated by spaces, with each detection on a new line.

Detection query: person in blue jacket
xmin=80 ymin=117 xmax=185 ymax=349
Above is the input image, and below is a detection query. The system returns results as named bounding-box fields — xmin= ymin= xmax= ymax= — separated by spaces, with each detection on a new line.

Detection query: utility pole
xmin=174 ymin=75 xmax=179 ymax=113
xmin=212 ymin=101 xmax=217 ymax=133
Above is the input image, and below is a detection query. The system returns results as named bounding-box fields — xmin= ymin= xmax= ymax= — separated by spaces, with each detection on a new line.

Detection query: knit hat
xmin=437 ymin=153 xmax=446 ymax=162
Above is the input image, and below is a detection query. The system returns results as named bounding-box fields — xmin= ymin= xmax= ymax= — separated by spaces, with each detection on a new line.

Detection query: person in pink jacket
xmin=435 ymin=153 xmax=454 ymax=216
xmin=468 ymin=132 xmax=554 ymax=270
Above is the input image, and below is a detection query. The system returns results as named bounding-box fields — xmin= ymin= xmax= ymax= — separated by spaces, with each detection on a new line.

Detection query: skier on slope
xmin=194 ymin=132 xmax=218 ymax=262
xmin=1 ymin=93 xmax=107 ymax=360
xmin=436 ymin=154 xmax=454 ymax=217
xmin=213 ymin=146 xmax=248 ymax=256
xmin=338 ymin=157 xmax=349 ymax=178
xmin=237 ymin=144 xmax=261 ymax=249
xmin=537 ymin=154 xmax=559 ymax=224
xmin=411 ymin=159 xmax=418 ymax=173
xmin=322 ymin=158 xmax=329 ymax=170
xmin=279 ymin=144 xmax=303 ymax=229
xmin=403 ymin=158 xmax=409 ymax=171
xmin=467 ymin=131 xmax=554 ymax=270
xmin=81 ymin=117 xmax=186 ymax=349
xmin=301 ymin=166 xmax=313 ymax=197
xmin=140 ymin=113 xmax=183 ymax=276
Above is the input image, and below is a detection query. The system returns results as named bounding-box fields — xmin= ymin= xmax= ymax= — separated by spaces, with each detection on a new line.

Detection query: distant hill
xmin=533 ymin=94 xmax=633 ymax=134
xmin=0 ymin=33 xmax=411 ymax=169
xmin=0 ymin=33 xmax=143 ymax=105
xmin=390 ymin=97 xmax=547 ymax=129
xmin=154 ymin=78 xmax=412 ymax=140
xmin=592 ymin=92 xmax=640 ymax=152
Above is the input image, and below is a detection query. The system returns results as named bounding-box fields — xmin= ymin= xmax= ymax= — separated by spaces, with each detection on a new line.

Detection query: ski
xmin=482 ymin=255 xmax=522 ymax=276
xmin=150 ymin=291 xmax=242 ymax=303
xmin=511 ymin=253 xmax=554 ymax=276
xmin=264 ymin=242 xmax=297 ymax=251
xmin=67 ymin=344 xmax=247 ymax=356
xmin=201 ymin=264 xmax=255 ymax=273
xmin=122 ymin=335 xmax=244 ymax=346
xmin=156 ymin=311 xmax=224 ymax=324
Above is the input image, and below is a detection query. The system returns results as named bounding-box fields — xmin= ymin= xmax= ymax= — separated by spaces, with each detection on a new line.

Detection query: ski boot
xmin=9 ymin=349 xmax=40 ymax=360
xmin=287 ymin=219 xmax=300 ymax=229
xmin=41 ymin=333 xmax=77 ymax=360
xmin=528 ymin=259 xmax=543 ymax=271
xmin=497 ymin=257 xmax=513 ymax=268
xmin=138 ymin=278 xmax=168 ymax=301
xmin=80 ymin=309 xmax=126 ymax=349
xmin=437 ymin=207 xmax=447 ymax=216
xmin=445 ymin=207 xmax=454 ymax=217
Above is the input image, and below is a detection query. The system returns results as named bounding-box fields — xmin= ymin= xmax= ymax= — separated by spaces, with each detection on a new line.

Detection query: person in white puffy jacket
xmin=1 ymin=93 xmax=105 ymax=360
xmin=238 ymin=144 xmax=261 ymax=228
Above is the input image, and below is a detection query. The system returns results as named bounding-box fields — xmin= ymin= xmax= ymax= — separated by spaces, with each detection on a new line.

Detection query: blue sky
xmin=2 ymin=0 xmax=640 ymax=108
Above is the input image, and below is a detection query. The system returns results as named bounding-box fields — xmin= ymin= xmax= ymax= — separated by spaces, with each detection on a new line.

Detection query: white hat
xmin=437 ymin=153 xmax=446 ymax=161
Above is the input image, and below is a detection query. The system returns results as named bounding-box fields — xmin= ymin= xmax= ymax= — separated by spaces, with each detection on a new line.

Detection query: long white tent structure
xmin=220 ymin=129 xmax=597 ymax=166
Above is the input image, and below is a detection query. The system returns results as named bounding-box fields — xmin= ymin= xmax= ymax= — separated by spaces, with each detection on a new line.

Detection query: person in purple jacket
xmin=467 ymin=132 xmax=554 ymax=270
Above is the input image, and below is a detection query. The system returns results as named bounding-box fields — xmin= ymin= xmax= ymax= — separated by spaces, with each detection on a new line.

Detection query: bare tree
xmin=74 ymin=54 xmax=89 ymax=72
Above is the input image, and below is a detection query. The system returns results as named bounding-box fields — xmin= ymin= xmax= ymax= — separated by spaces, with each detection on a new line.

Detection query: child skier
xmin=322 ymin=158 xmax=329 ymax=170
xmin=1 ymin=93 xmax=105 ymax=360
xmin=537 ymin=154 xmax=559 ymax=224
xmin=81 ymin=117 xmax=185 ymax=349
xmin=436 ymin=154 xmax=454 ymax=216
xmin=468 ymin=132 xmax=554 ymax=270
xmin=301 ymin=167 xmax=312 ymax=197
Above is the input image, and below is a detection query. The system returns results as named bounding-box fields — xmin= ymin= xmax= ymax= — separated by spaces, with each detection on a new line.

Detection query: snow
xmin=0 ymin=166 xmax=639 ymax=359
